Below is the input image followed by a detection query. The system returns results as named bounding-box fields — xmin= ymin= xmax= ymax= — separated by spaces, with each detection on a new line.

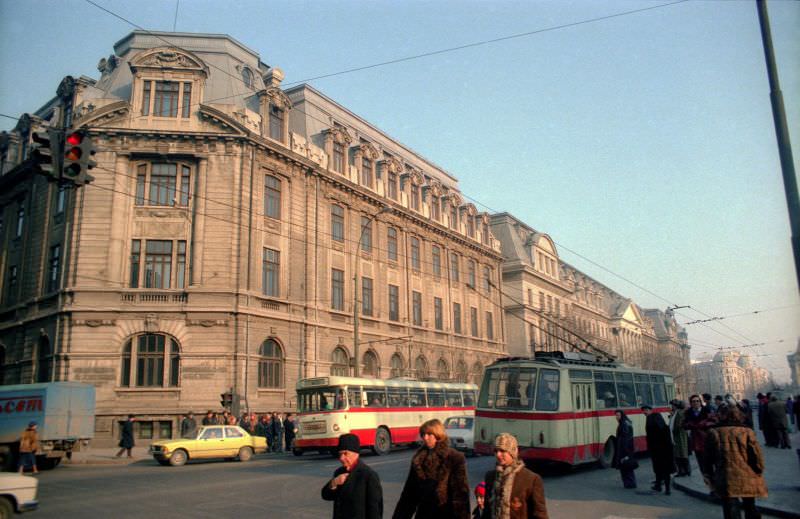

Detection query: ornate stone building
xmin=788 ymin=339 xmax=800 ymax=389
xmin=691 ymin=351 xmax=772 ymax=400
xmin=490 ymin=212 xmax=692 ymax=397
xmin=0 ymin=31 xmax=504 ymax=445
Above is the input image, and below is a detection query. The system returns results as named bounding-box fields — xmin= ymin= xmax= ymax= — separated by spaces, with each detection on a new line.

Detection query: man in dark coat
xmin=284 ymin=413 xmax=297 ymax=452
xmin=613 ymin=410 xmax=637 ymax=489
xmin=115 ymin=415 xmax=135 ymax=458
xmin=180 ymin=411 xmax=197 ymax=439
xmin=642 ymin=405 xmax=674 ymax=494
xmin=321 ymin=433 xmax=383 ymax=519
xmin=767 ymin=395 xmax=791 ymax=449
xmin=271 ymin=412 xmax=284 ymax=452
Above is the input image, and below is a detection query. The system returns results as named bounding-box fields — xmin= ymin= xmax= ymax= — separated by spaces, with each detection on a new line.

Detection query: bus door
xmin=568 ymin=369 xmax=595 ymax=462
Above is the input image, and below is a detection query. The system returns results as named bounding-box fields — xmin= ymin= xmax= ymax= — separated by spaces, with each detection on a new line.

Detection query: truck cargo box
xmin=0 ymin=382 xmax=95 ymax=443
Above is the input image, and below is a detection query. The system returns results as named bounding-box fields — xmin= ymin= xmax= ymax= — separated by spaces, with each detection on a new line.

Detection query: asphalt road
xmin=33 ymin=449 xmax=722 ymax=519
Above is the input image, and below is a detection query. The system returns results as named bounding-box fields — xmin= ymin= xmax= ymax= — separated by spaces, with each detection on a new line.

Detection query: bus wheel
xmin=372 ymin=427 xmax=391 ymax=456
xmin=292 ymin=448 xmax=304 ymax=457
xmin=599 ymin=438 xmax=615 ymax=468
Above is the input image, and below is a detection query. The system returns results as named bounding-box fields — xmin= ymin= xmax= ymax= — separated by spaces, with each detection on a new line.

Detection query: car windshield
xmin=444 ymin=417 xmax=473 ymax=429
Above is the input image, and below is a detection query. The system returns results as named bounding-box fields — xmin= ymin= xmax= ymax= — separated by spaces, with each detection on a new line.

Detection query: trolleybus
xmin=474 ymin=351 xmax=674 ymax=466
xmin=294 ymin=376 xmax=478 ymax=456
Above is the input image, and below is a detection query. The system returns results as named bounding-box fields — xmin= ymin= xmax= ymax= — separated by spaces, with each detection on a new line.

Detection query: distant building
xmin=788 ymin=339 xmax=800 ymax=389
xmin=691 ymin=351 xmax=772 ymax=400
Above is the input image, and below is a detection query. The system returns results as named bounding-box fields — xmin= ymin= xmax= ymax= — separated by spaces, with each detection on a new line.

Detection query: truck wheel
xmin=372 ymin=427 xmax=391 ymax=456
xmin=0 ymin=497 xmax=13 ymax=519
xmin=599 ymin=438 xmax=615 ymax=468
xmin=0 ymin=446 xmax=14 ymax=472
xmin=36 ymin=455 xmax=61 ymax=470
xmin=169 ymin=449 xmax=188 ymax=467
xmin=238 ymin=447 xmax=254 ymax=462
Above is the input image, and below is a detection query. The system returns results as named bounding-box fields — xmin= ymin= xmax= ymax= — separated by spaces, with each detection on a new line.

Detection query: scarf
xmin=492 ymin=459 xmax=524 ymax=519
xmin=411 ymin=441 xmax=451 ymax=505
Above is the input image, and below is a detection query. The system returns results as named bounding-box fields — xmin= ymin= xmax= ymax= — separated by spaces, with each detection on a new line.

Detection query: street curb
xmin=672 ymin=479 xmax=800 ymax=519
xmin=65 ymin=457 xmax=142 ymax=466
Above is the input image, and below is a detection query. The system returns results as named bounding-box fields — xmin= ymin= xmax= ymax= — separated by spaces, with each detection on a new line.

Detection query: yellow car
xmin=149 ymin=425 xmax=268 ymax=466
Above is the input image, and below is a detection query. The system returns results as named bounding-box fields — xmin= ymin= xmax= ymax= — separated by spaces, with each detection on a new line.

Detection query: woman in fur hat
xmin=481 ymin=433 xmax=548 ymax=519
xmin=393 ymin=418 xmax=470 ymax=519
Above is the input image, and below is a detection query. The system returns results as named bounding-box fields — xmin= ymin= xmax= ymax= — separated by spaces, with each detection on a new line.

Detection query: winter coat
xmin=645 ymin=413 xmax=674 ymax=478
xmin=612 ymin=417 xmax=635 ymax=469
xmin=19 ymin=429 xmax=39 ymax=454
xmin=482 ymin=465 xmax=548 ymax=519
xmin=284 ymin=417 xmax=297 ymax=442
xmin=393 ymin=442 xmax=470 ymax=519
xmin=180 ymin=417 xmax=197 ymax=438
xmin=703 ymin=421 xmax=768 ymax=499
xmin=683 ymin=406 xmax=714 ymax=454
xmin=321 ymin=459 xmax=383 ymax=519
xmin=119 ymin=420 xmax=135 ymax=449
xmin=670 ymin=409 xmax=689 ymax=458
xmin=767 ymin=399 xmax=788 ymax=431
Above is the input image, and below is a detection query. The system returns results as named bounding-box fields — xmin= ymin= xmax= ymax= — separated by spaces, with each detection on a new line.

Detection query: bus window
xmin=428 ymin=390 xmax=445 ymax=407
xmin=445 ymin=389 xmax=463 ymax=407
xmin=348 ymin=387 xmax=364 ymax=408
xmin=535 ymin=369 xmax=559 ymax=411
xmin=594 ymin=371 xmax=617 ymax=409
xmin=409 ymin=388 xmax=426 ymax=407
xmin=462 ymin=390 xmax=475 ymax=407
xmin=298 ymin=388 xmax=344 ymax=412
xmin=478 ymin=369 xmax=500 ymax=408
xmin=614 ymin=373 xmax=636 ymax=407
xmin=568 ymin=369 xmax=592 ymax=381
xmin=365 ymin=387 xmax=387 ymax=407
xmin=493 ymin=368 xmax=536 ymax=409
xmin=634 ymin=374 xmax=653 ymax=407
xmin=651 ymin=375 xmax=667 ymax=405
xmin=387 ymin=387 xmax=409 ymax=407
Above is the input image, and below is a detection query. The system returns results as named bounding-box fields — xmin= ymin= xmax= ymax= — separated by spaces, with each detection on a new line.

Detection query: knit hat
xmin=27 ymin=421 xmax=37 ymax=428
xmin=494 ymin=433 xmax=518 ymax=459
xmin=474 ymin=481 xmax=486 ymax=497
xmin=336 ymin=433 xmax=360 ymax=453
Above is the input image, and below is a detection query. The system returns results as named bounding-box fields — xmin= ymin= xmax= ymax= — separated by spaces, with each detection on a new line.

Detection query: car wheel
xmin=238 ymin=446 xmax=254 ymax=462
xmin=372 ymin=427 xmax=391 ymax=456
xmin=599 ymin=438 xmax=615 ymax=469
xmin=169 ymin=449 xmax=188 ymax=467
xmin=0 ymin=496 xmax=13 ymax=519
xmin=292 ymin=448 xmax=304 ymax=457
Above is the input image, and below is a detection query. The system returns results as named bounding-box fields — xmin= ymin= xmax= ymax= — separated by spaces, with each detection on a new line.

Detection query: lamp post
xmin=353 ymin=206 xmax=390 ymax=377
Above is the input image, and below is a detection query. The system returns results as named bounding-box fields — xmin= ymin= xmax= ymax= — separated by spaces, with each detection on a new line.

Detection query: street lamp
xmin=353 ymin=206 xmax=391 ymax=377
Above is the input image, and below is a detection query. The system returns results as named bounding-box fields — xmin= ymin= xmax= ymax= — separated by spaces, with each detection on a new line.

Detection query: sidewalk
xmin=65 ymin=446 xmax=296 ymax=466
xmin=672 ymin=428 xmax=800 ymax=518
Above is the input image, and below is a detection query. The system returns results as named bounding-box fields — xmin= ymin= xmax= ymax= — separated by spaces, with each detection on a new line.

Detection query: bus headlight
xmin=332 ymin=423 xmax=340 ymax=432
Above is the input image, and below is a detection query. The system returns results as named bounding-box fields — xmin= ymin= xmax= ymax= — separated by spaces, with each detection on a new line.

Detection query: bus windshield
xmin=298 ymin=387 xmax=346 ymax=412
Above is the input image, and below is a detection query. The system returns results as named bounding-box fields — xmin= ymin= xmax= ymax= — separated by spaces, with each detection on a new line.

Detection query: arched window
xmin=120 ymin=333 xmax=180 ymax=387
xmin=390 ymin=353 xmax=404 ymax=378
xmin=415 ymin=355 xmax=429 ymax=380
xmin=258 ymin=339 xmax=284 ymax=388
xmin=36 ymin=337 xmax=52 ymax=383
xmin=363 ymin=350 xmax=380 ymax=378
xmin=471 ymin=362 xmax=484 ymax=385
xmin=331 ymin=347 xmax=349 ymax=376
xmin=437 ymin=359 xmax=450 ymax=381
xmin=455 ymin=360 xmax=468 ymax=383
xmin=242 ymin=67 xmax=254 ymax=89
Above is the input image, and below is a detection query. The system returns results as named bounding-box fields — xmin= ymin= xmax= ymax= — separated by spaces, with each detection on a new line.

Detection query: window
xmin=130 ymin=240 xmax=141 ymax=288
xmin=483 ymin=267 xmax=492 ymax=293
xmin=145 ymin=240 xmax=172 ymax=288
xmin=467 ymin=260 xmax=476 ymax=288
xmin=360 ymin=216 xmax=373 ymax=252
xmin=363 ymin=350 xmax=379 ymax=378
xmin=262 ymin=248 xmax=280 ymax=297
xmin=431 ymin=197 xmax=440 ymax=221
xmin=390 ymin=353 xmax=404 ymax=378
xmin=635 ymin=374 xmax=653 ymax=407
xmin=388 ymin=284 xmax=399 ymax=321
xmin=331 ymin=269 xmax=344 ymax=310
xmin=55 ymin=185 xmax=66 ymax=215
xmin=471 ymin=362 xmax=483 ymax=385
xmin=47 ymin=244 xmax=60 ymax=293
xmin=135 ymin=163 xmax=191 ymax=206
xmin=361 ymin=157 xmax=373 ymax=188
xmin=594 ymin=371 xmax=617 ymax=409
xmin=450 ymin=205 xmax=458 ymax=230
xmin=36 ymin=338 xmax=51 ymax=383
xmin=450 ymin=253 xmax=460 ymax=282
xmin=486 ymin=311 xmax=494 ymax=340
xmin=453 ymin=302 xmax=462 ymax=334
xmin=535 ymin=369 xmax=559 ymax=411
xmin=269 ymin=104 xmax=285 ymax=141
xmin=431 ymin=246 xmax=441 ymax=277
xmin=470 ymin=307 xmax=478 ymax=337
xmin=361 ymin=277 xmax=373 ymax=316
xmin=434 ymin=297 xmax=443 ymax=330
xmin=615 ymin=372 xmax=636 ymax=407
xmin=15 ymin=206 xmax=24 ymax=238
xmin=332 ymin=141 xmax=344 ymax=173
xmin=455 ymin=361 xmax=468 ymax=384
xmin=437 ymin=359 xmax=450 ymax=381
xmin=410 ymin=237 xmax=421 ymax=270
xmin=258 ymin=339 xmax=283 ymax=388
xmin=176 ymin=241 xmax=186 ymax=289
xmin=331 ymin=347 xmax=349 ymax=376
xmin=387 ymin=227 xmax=398 ymax=261
xmin=415 ymin=355 xmax=429 ymax=379
xmin=120 ymin=333 xmax=180 ymax=387
xmin=264 ymin=175 xmax=281 ymax=219
xmin=412 ymin=291 xmax=422 ymax=326
xmin=242 ymin=68 xmax=254 ymax=89
xmin=387 ymin=172 xmax=398 ymax=200
xmin=467 ymin=217 xmax=475 ymax=238
xmin=154 ymin=81 xmax=178 ymax=117
xmin=182 ymin=83 xmax=192 ymax=118
xmin=410 ymin=184 xmax=420 ymax=211
xmin=331 ymin=205 xmax=345 ymax=242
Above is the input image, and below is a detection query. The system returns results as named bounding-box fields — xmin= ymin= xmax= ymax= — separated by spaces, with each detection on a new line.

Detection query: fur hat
xmin=336 ymin=433 xmax=360 ymax=453
xmin=494 ymin=433 xmax=518 ymax=459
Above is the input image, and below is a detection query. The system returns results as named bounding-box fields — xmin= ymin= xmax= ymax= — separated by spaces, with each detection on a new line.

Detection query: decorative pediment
xmin=460 ymin=203 xmax=478 ymax=216
xmin=73 ymin=100 xmax=129 ymax=127
xmin=324 ymin=126 xmax=353 ymax=145
xmin=478 ymin=213 xmax=490 ymax=225
xmin=357 ymin=142 xmax=379 ymax=160
xmin=380 ymin=156 xmax=403 ymax=174
xmin=445 ymin=193 xmax=462 ymax=207
xmin=401 ymin=168 xmax=424 ymax=186
xmin=198 ymin=104 xmax=250 ymax=135
xmin=258 ymin=87 xmax=292 ymax=111
xmin=422 ymin=179 xmax=444 ymax=198
xmin=129 ymin=47 xmax=209 ymax=77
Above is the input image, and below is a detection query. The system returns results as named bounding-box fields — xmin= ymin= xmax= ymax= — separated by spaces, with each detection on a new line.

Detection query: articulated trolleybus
xmin=474 ymin=351 xmax=674 ymax=466
xmin=294 ymin=376 xmax=477 ymax=456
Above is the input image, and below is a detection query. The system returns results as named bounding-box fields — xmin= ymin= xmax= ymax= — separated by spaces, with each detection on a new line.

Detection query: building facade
xmin=0 ymin=31 xmax=505 ymax=445
xmin=788 ymin=339 xmax=800 ymax=389
xmin=490 ymin=212 xmax=692 ymax=398
xmin=691 ymin=351 xmax=772 ymax=400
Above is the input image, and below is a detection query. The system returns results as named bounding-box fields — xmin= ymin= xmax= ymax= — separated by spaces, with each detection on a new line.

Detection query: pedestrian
xmin=785 ymin=397 xmax=795 ymax=430
xmin=713 ymin=395 xmax=724 ymax=415
xmin=613 ymin=409 xmax=637 ymax=489
xmin=115 ymin=415 xmax=135 ymax=458
xmin=703 ymin=404 xmax=768 ymax=519
xmin=227 ymin=412 xmax=238 ymax=426
xmin=766 ymin=395 xmax=791 ymax=449
xmin=642 ymin=405 xmax=673 ymax=494
xmin=18 ymin=422 xmax=39 ymax=475
xmin=202 ymin=410 xmax=216 ymax=426
xmin=739 ymin=399 xmax=754 ymax=430
xmin=255 ymin=414 xmax=271 ymax=450
xmin=683 ymin=394 xmax=715 ymax=476
xmin=757 ymin=393 xmax=775 ymax=447
xmin=703 ymin=393 xmax=717 ymax=414
xmin=321 ymin=433 xmax=383 ymax=519
xmin=181 ymin=411 xmax=197 ymax=439
xmin=393 ymin=418 xmax=470 ymax=519
xmin=472 ymin=482 xmax=486 ymax=519
xmin=794 ymin=395 xmax=800 ymax=432
xmin=272 ymin=412 xmax=284 ymax=452
xmin=481 ymin=433 xmax=548 ymax=519
xmin=669 ymin=400 xmax=690 ymax=477
xmin=284 ymin=413 xmax=297 ymax=452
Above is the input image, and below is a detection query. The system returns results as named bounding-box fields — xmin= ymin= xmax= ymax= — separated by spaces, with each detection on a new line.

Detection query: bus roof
xmin=486 ymin=352 xmax=672 ymax=377
xmin=296 ymin=376 xmax=478 ymax=391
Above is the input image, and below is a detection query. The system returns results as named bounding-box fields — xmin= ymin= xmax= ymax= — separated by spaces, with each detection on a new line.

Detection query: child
xmin=472 ymin=481 xmax=485 ymax=519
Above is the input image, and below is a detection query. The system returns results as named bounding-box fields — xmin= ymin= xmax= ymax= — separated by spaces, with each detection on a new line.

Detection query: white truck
xmin=0 ymin=382 xmax=95 ymax=471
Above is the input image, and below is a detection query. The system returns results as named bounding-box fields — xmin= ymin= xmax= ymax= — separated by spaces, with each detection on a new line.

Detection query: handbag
xmin=620 ymin=457 xmax=639 ymax=470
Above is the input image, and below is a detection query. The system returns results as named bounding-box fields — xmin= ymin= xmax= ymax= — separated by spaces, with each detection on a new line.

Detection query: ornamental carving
xmin=445 ymin=193 xmax=462 ymax=207
xmin=97 ymin=55 xmax=119 ymax=75
xmin=259 ymin=87 xmax=292 ymax=111
xmin=460 ymin=203 xmax=477 ymax=216
xmin=57 ymin=76 xmax=76 ymax=100
xmin=324 ymin=126 xmax=352 ymax=145
xmin=357 ymin=142 xmax=379 ymax=160
xmin=130 ymin=47 xmax=208 ymax=76
xmin=380 ymin=156 xmax=403 ymax=174
xmin=401 ymin=168 xmax=424 ymax=186
xmin=423 ymin=179 xmax=443 ymax=198
xmin=187 ymin=319 xmax=228 ymax=327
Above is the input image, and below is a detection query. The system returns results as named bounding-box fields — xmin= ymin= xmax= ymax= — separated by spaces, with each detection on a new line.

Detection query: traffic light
xmin=220 ymin=391 xmax=233 ymax=409
xmin=62 ymin=129 xmax=96 ymax=186
xmin=30 ymin=128 xmax=62 ymax=181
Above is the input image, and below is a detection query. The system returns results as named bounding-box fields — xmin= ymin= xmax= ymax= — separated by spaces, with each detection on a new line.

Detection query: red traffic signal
xmin=62 ymin=129 xmax=96 ymax=185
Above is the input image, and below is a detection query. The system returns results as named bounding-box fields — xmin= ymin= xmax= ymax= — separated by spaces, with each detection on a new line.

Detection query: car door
xmin=196 ymin=427 xmax=227 ymax=458
xmin=224 ymin=427 xmax=246 ymax=456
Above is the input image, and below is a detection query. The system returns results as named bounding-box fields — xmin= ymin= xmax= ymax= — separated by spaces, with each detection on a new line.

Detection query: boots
xmin=664 ymin=475 xmax=671 ymax=495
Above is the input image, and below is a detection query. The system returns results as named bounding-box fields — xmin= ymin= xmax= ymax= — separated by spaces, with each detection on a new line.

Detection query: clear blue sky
xmin=1 ymin=0 xmax=798 ymax=381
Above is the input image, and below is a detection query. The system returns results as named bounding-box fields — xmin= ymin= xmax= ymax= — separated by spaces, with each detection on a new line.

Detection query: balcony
xmin=120 ymin=292 xmax=188 ymax=304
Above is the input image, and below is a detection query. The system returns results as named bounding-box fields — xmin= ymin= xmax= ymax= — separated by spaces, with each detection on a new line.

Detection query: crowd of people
xmin=179 ymin=409 xmax=298 ymax=452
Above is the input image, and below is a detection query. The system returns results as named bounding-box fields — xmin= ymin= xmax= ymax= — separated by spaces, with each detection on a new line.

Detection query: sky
xmin=1 ymin=0 xmax=798 ymax=382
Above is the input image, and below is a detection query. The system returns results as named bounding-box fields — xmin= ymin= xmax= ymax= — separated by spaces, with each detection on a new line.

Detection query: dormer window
xmin=467 ymin=217 xmax=475 ymax=238
xmin=130 ymin=47 xmax=208 ymax=122
xmin=450 ymin=205 xmax=458 ymax=230
xmin=431 ymin=197 xmax=440 ymax=221
xmin=242 ymin=68 xmax=254 ymax=89
xmin=141 ymin=81 xmax=192 ymax=118
xmin=333 ymin=141 xmax=345 ymax=173
xmin=387 ymin=172 xmax=398 ymax=200
xmin=269 ymin=104 xmax=285 ymax=141
xmin=410 ymin=184 xmax=420 ymax=211
xmin=361 ymin=156 xmax=373 ymax=188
